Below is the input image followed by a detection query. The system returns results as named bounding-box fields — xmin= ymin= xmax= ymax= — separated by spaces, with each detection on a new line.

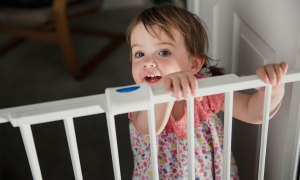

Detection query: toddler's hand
xmin=256 ymin=62 xmax=288 ymax=88
xmin=162 ymin=71 xmax=198 ymax=100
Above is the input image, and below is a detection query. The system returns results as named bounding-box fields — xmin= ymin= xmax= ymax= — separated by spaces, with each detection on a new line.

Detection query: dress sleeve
xmin=165 ymin=94 xmax=225 ymax=140
xmin=196 ymin=93 xmax=225 ymax=121
xmin=208 ymin=93 xmax=224 ymax=113
xmin=167 ymin=112 xmax=188 ymax=140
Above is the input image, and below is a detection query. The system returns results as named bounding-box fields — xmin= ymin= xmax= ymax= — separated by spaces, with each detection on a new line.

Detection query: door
xmin=188 ymin=0 xmax=300 ymax=179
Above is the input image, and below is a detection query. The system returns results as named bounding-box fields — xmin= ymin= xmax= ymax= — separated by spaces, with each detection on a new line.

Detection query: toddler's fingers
xmin=265 ymin=65 xmax=277 ymax=86
xmin=187 ymin=73 xmax=198 ymax=96
xmin=256 ymin=67 xmax=269 ymax=84
xmin=170 ymin=77 xmax=182 ymax=100
xmin=164 ymin=78 xmax=172 ymax=94
xmin=274 ymin=64 xmax=283 ymax=84
xmin=280 ymin=62 xmax=288 ymax=75
xmin=179 ymin=75 xmax=191 ymax=98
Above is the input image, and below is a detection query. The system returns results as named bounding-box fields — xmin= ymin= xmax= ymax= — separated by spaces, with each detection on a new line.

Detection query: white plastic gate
xmin=1 ymin=71 xmax=300 ymax=180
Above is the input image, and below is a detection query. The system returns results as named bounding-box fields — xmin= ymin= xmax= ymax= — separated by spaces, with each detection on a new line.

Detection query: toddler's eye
xmin=134 ymin=51 xmax=144 ymax=58
xmin=158 ymin=50 xmax=171 ymax=57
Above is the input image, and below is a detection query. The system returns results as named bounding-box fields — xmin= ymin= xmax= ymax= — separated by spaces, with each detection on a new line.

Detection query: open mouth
xmin=144 ymin=75 xmax=162 ymax=84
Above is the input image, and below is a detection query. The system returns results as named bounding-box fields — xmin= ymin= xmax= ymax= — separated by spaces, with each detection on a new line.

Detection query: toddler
xmin=126 ymin=4 xmax=287 ymax=180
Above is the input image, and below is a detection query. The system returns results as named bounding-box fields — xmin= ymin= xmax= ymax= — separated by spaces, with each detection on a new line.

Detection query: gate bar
xmin=148 ymin=104 xmax=159 ymax=180
xmin=106 ymin=113 xmax=121 ymax=180
xmin=19 ymin=125 xmax=43 ymax=180
xmin=187 ymin=96 xmax=195 ymax=179
xmin=223 ymin=91 xmax=234 ymax=180
xmin=63 ymin=118 xmax=83 ymax=180
xmin=258 ymin=85 xmax=272 ymax=180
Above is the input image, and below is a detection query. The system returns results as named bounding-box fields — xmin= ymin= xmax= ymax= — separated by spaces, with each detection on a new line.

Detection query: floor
xmin=0 ymin=6 xmax=144 ymax=180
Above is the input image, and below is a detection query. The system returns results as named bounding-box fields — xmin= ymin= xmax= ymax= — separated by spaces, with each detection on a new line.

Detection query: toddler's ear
xmin=190 ymin=57 xmax=205 ymax=74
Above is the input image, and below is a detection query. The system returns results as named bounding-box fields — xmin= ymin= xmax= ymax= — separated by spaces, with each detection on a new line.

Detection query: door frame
xmin=283 ymin=35 xmax=300 ymax=180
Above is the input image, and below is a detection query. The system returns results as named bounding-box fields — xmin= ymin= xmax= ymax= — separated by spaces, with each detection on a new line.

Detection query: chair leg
xmin=52 ymin=0 xmax=125 ymax=79
xmin=56 ymin=28 xmax=83 ymax=78
xmin=53 ymin=1 xmax=83 ymax=78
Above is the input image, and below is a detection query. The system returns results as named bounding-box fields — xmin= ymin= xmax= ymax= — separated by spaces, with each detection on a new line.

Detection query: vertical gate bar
xmin=292 ymin=103 xmax=300 ymax=180
xmin=258 ymin=85 xmax=272 ymax=180
xmin=63 ymin=118 xmax=83 ymax=180
xmin=106 ymin=113 xmax=122 ymax=180
xmin=223 ymin=91 xmax=234 ymax=180
xmin=187 ymin=96 xmax=195 ymax=179
xmin=147 ymin=104 xmax=159 ymax=180
xmin=19 ymin=125 xmax=43 ymax=180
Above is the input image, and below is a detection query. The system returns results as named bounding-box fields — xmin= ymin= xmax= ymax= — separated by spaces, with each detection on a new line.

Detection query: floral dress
xmin=129 ymin=91 xmax=239 ymax=180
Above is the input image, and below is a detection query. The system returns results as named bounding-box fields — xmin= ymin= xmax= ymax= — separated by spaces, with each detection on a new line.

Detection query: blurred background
xmin=1 ymin=0 xmax=299 ymax=180
xmin=0 ymin=0 xmax=153 ymax=179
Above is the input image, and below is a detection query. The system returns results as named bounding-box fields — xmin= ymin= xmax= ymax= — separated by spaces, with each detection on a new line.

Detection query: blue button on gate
xmin=116 ymin=86 xmax=140 ymax=93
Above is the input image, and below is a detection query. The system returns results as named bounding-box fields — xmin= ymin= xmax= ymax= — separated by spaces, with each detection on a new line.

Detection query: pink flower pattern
xmin=129 ymin=94 xmax=239 ymax=179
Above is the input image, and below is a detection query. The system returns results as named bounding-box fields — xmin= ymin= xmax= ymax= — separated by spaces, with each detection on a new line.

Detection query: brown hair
xmin=126 ymin=3 xmax=224 ymax=76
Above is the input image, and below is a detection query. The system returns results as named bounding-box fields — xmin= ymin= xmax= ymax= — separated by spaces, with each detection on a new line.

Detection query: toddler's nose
xmin=143 ymin=58 xmax=156 ymax=68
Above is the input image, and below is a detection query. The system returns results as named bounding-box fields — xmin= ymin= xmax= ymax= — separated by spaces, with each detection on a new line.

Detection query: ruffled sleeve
xmin=165 ymin=94 xmax=224 ymax=140
xmin=195 ymin=94 xmax=224 ymax=122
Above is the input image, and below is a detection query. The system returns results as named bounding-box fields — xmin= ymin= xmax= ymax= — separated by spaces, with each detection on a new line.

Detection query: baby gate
xmin=0 ymin=71 xmax=300 ymax=180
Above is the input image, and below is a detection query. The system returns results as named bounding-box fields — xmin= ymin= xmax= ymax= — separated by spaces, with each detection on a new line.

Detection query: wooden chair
xmin=0 ymin=0 xmax=125 ymax=78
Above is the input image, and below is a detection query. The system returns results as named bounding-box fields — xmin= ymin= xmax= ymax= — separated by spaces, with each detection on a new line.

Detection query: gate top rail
xmin=0 ymin=94 xmax=107 ymax=126
xmin=1 ymin=69 xmax=299 ymax=127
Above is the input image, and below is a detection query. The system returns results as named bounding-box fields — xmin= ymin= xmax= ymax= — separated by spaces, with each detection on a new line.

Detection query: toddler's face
xmin=130 ymin=23 xmax=194 ymax=86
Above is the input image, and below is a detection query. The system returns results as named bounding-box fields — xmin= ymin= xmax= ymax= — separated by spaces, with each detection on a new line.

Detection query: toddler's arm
xmin=232 ymin=62 xmax=288 ymax=124
xmin=131 ymin=102 xmax=174 ymax=135
xmin=131 ymin=71 xmax=196 ymax=135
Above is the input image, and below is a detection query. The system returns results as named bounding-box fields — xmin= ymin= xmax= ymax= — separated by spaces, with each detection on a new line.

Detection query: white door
xmin=188 ymin=0 xmax=300 ymax=179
